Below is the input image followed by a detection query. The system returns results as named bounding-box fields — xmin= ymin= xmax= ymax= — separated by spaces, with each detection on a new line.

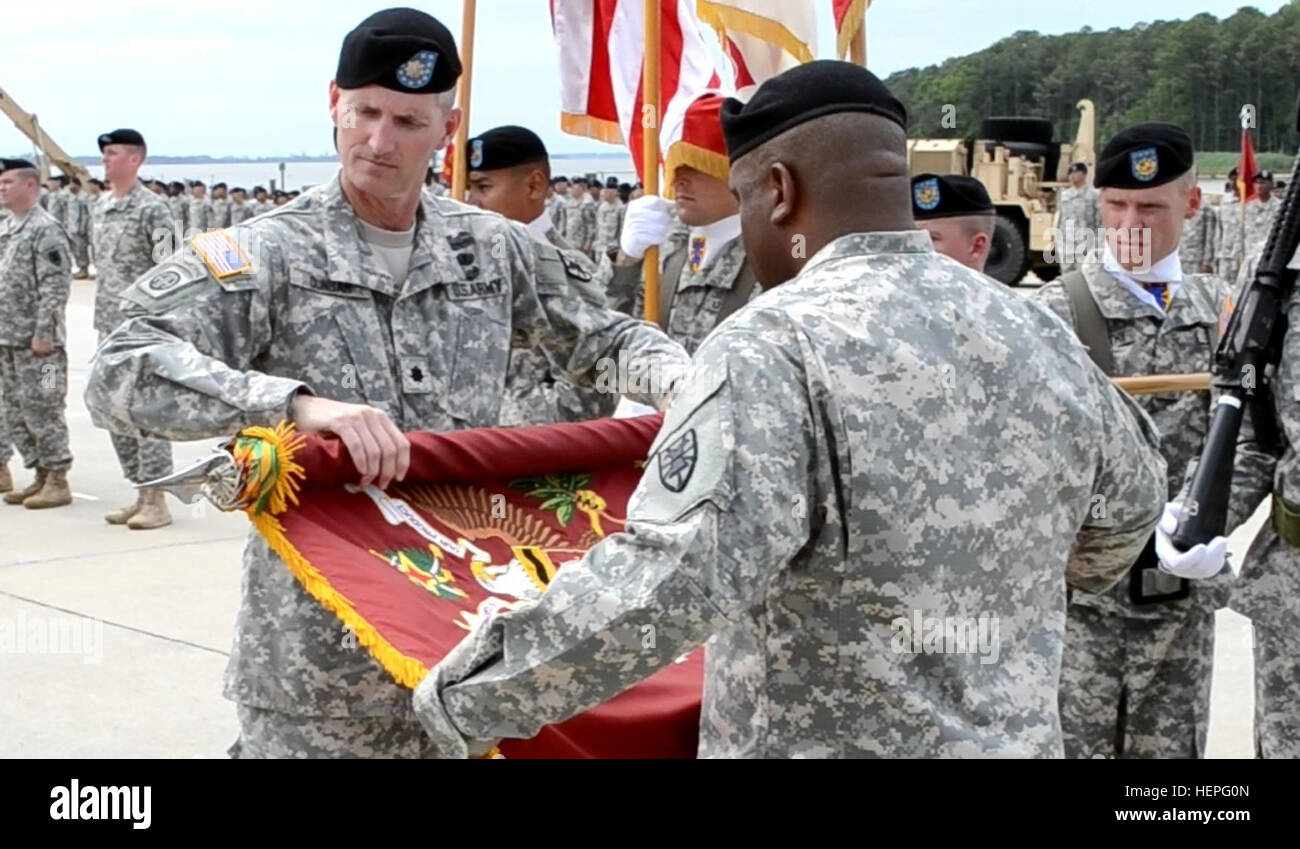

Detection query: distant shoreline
xmin=0 ymin=152 xmax=636 ymax=166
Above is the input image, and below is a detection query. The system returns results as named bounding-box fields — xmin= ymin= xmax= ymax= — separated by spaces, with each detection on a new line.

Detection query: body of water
xmin=78 ymin=153 xmax=639 ymax=192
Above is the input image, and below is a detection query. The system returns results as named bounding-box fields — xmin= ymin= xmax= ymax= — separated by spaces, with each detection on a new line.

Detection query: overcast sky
xmin=0 ymin=0 xmax=1288 ymax=158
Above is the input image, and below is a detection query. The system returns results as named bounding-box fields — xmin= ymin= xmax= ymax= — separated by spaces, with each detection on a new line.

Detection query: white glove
xmin=618 ymin=195 xmax=674 ymax=259
xmin=1154 ymin=501 xmax=1229 ymax=579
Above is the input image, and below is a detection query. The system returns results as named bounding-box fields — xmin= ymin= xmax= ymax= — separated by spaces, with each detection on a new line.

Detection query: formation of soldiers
xmin=2 ymin=6 xmax=1296 ymax=759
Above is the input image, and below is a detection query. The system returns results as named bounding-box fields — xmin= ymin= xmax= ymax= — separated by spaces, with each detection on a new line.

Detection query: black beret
xmin=252 ymin=185 xmax=266 ymax=193
xmin=1095 ymin=123 xmax=1193 ymax=189
xmin=213 ymin=182 xmax=227 ymax=190
xmin=192 ymin=181 xmax=206 ymax=188
xmin=336 ymin=8 xmax=461 ymax=95
xmin=231 ymin=186 xmax=246 ymax=193
xmin=1254 ymin=170 xmax=1274 ymax=181
xmin=97 ymin=128 xmax=145 ymax=150
xmin=168 ymin=180 xmax=184 ymax=190
xmin=721 ymin=60 xmax=906 ymax=162
xmin=604 ymin=176 xmax=619 ymax=188
xmin=1067 ymin=162 xmax=1088 ymax=174
xmin=0 ymin=157 xmax=36 ymax=172
xmin=911 ymin=173 xmax=995 ymax=220
xmin=465 ymin=125 xmax=547 ymax=172
xmin=573 ymin=177 xmax=589 ymax=186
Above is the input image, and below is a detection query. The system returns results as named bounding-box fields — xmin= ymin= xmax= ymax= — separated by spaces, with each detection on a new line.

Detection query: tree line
xmin=886 ymin=4 xmax=1300 ymax=154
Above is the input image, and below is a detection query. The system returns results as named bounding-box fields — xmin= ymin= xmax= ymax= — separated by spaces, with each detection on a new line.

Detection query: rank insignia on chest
xmin=689 ymin=235 xmax=706 ymax=273
xmin=1130 ymin=147 xmax=1158 ymax=182
xmin=658 ymin=428 xmax=697 ymax=493
xmin=190 ymin=230 xmax=250 ymax=279
xmin=401 ymin=355 xmax=433 ymax=394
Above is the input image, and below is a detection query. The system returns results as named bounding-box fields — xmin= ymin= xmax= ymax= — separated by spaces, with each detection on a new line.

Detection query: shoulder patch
xmin=658 ymin=428 xmax=697 ymax=492
xmin=137 ymin=255 xmax=210 ymax=298
xmin=190 ymin=230 xmax=250 ymax=279
xmin=561 ymin=252 xmax=593 ymax=282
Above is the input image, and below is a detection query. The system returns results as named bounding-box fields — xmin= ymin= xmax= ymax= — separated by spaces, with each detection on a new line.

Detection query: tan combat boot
xmin=3 ymin=469 xmax=45 ymax=505
xmin=126 ymin=488 xmax=172 ymax=530
xmin=23 ymin=469 xmax=72 ymax=509
xmin=105 ymin=490 xmax=145 ymax=524
xmin=0 ymin=462 xmax=12 ymax=493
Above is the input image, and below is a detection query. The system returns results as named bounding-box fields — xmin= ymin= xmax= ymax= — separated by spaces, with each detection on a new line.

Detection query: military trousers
xmin=0 ymin=345 xmax=72 ymax=471
xmin=70 ymin=235 xmax=90 ymax=270
xmin=1253 ymin=622 xmax=1300 ymax=758
xmin=1059 ymin=603 xmax=1213 ymax=758
xmin=228 ymin=703 xmax=437 ymax=759
xmin=96 ymin=332 xmax=173 ymax=483
xmin=0 ymin=389 xmax=11 ymax=463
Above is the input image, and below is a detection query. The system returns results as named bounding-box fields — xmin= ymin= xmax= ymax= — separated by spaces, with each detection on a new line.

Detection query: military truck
xmin=907 ymin=99 xmax=1096 ymax=285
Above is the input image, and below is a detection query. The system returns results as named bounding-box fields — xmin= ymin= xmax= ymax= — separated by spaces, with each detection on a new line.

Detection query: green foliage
xmin=888 ymin=5 xmax=1300 ymax=155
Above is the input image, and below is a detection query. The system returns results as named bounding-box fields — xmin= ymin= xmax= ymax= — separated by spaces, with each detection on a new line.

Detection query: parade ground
xmin=0 ymin=277 xmax=1264 ymax=757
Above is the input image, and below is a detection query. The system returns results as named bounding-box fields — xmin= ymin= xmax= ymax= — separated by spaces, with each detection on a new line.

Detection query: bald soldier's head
xmin=722 ymin=61 xmax=913 ymax=287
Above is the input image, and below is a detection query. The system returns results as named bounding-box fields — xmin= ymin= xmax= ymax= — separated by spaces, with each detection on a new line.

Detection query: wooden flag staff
xmin=1113 ymin=373 xmax=1212 ymax=395
xmin=642 ymin=0 xmax=662 ymax=323
xmin=451 ymin=0 xmax=477 ymax=201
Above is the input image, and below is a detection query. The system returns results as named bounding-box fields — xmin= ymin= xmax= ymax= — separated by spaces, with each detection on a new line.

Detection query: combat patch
xmin=658 ymin=429 xmax=697 ymax=492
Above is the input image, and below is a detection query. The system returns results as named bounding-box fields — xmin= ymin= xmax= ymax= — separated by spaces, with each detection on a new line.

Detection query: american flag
xmin=190 ymin=230 xmax=249 ymax=278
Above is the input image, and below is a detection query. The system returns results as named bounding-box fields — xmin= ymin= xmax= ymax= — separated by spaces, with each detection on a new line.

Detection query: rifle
xmin=1171 ymin=98 xmax=1300 ymax=548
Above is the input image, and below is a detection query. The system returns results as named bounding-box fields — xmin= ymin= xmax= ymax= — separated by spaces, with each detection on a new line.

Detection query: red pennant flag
xmin=1238 ymin=127 xmax=1258 ymax=204
xmin=239 ymin=415 xmax=702 ymax=758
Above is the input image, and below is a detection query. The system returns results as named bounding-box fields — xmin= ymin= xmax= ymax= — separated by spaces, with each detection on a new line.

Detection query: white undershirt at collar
xmin=528 ymin=209 xmax=553 ymax=239
xmin=688 ymin=214 xmax=742 ymax=271
xmin=1102 ymin=242 xmax=1184 ymax=311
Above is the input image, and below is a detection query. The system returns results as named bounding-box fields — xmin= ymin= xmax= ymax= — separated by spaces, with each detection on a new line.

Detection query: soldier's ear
xmin=1186 ymin=185 xmax=1202 ymax=220
xmin=768 ymin=162 xmax=796 ymax=227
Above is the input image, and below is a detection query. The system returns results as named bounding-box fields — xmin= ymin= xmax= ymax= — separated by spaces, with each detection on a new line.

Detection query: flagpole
xmin=451 ymin=0 xmax=477 ymax=201
xmin=850 ymin=14 xmax=866 ymax=66
xmin=642 ymin=0 xmax=662 ymax=324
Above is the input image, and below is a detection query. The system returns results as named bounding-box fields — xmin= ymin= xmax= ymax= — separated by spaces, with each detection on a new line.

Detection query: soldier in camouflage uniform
xmin=166 ymin=181 xmax=188 ymax=237
xmin=592 ymin=177 xmax=623 ymax=260
xmin=0 ymin=158 xmax=73 ymax=509
xmin=610 ymin=94 xmax=760 ymax=355
xmin=1033 ymin=124 xmax=1230 ymax=758
xmin=1180 ymin=198 xmax=1217 ymax=275
xmin=547 ymin=177 xmax=568 ymax=237
xmin=208 ymin=182 xmax=232 ymax=229
xmin=563 ymin=177 xmax=593 ymax=256
xmin=187 ymin=181 xmax=210 ymax=233
xmin=1056 ymin=162 xmax=1101 ymax=272
xmin=91 ymin=129 xmax=174 ymax=530
xmin=43 ymin=176 xmax=68 ymax=234
xmin=411 ymin=62 xmax=1167 ymax=758
xmin=1216 ymin=172 xmax=1243 ymax=284
xmin=64 ymin=179 xmax=92 ymax=279
xmin=1167 ymin=244 xmax=1300 ymax=758
xmin=465 ymin=125 xmax=618 ymax=426
xmin=84 ymin=9 xmax=688 ymax=759
xmin=228 ymin=187 xmax=255 ymax=225
xmin=1242 ymin=172 xmax=1281 ymax=259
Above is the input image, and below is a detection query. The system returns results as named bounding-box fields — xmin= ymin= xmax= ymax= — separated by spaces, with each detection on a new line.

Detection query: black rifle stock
xmin=1171 ymin=98 xmax=1300 ymax=549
